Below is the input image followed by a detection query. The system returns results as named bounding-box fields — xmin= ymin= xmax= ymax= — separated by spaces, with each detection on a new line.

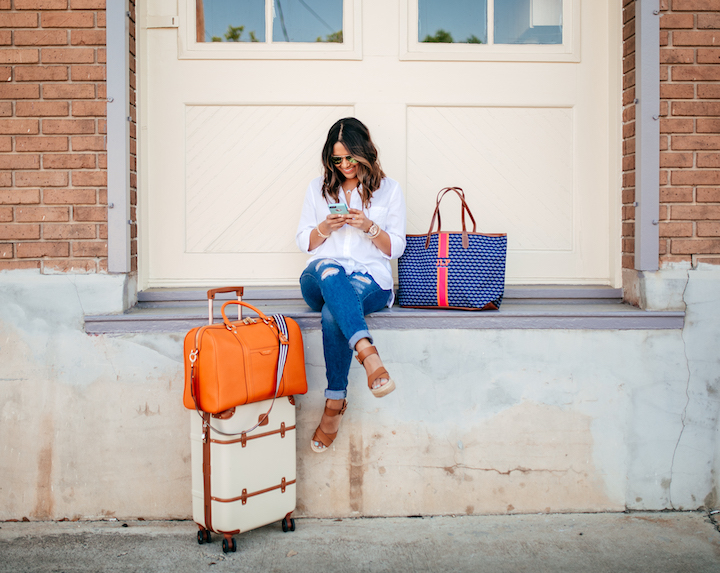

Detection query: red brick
xmin=672 ymin=102 xmax=720 ymax=116
xmin=673 ymin=31 xmax=720 ymax=46
xmin=0 ymin=84 xmax=40 ymax=99
xmin=98 ymin=153 xmax=106 ymax=169
xmin=42 ymin=119 xmax=95 ymax=134
xmin=698 ymin=222 xmax=720 ymax=236
xmin=661 ymin=152 xmax=694 ymax=167
xmin=71 ymin=135 xmax=103 ymax=151
xmin=698 ymin=119 xmax=720 ymax=133
xmin=661 ymin=118 xmax=694 ymax=133
xmin=0 ymin=243 xmax=12 ymax=257
xmin=698 ymin=188 xmax=720 ymax=202
xmin=671 ymin=239 xmax=720 ymax=254
xmin=72 ymin=241 xmax=106 ymax=257
xmin=44 ymin=258 xmax=96 ymax=271
xmin=14 ymin=65 xmax=68 ymax=81
xmin=0 ymin=224 xmax=40 ymax=239
xmin=14 ymin=29 xmax=67 ymax=46
xmin=661 ymin=48 xmax=695 ymax=63
xmin=40 ymin=12 xmax=94 ymax=28
xmin=0 ymin=13 xmax=38 ymax=27
xmin=0 ymin=136 xmax=10 ymax=151
xmin=71 ymin=0 xmax=105 ymax=7
xmin=97 ymin=82 xmax=106 ymax=99
xmin=15 ymin=171 xmax=68 ymax=187
xmin=672 ymin=0 xmax=720 ymax=11
xmin=97 ymin=11 xmax=105 ymax=27
xmin=43 ymin=153 xmax=95 ymax=169
xmin=0 ymin=207 xmax=12 ymax=222
xmin=0 ymin=119 xmax=39 ymax=135
xmin=661 ymin=84 xmax=694 ymax=99
xmin=698 ymin=85 xmax=720 ymax=99
xmin=672 ymin=66 xmax=720 ymax=81
xmin=0 ymin=260 xmax=41 ymax=270
xmin=660 ymin=222 xmax=693 ymax=237
xmin=661 ymin=187 xmax=694 ymax=202
xmin=16 ymin=241 xmax=69 ymax=258
xmin=672 ymin=205 xmax=720 ymax=220
xmin=71 ymin=171 xmax=105 ymax=186
xmin=16 ymin=101 xmax=69 ymax=117
xmin=698 ymin=48 xmax=720 ymax=64
xmin=43 ymin=223 xmax=95 ymax=239
xmin=43 ymin=83 xmax=95 ymax=99
xmin=0 ymin=49 xmax=39 ymax=64
xmin=72 ymin=101 xmax=105 ymax=116
xmin=0 ymin=0 xmax=10 ymax=8
xmin=98 ymin=222 xmax=106 ymax=238
xmin=671 ymin=135 xmax=720 ymax=150
xmin=698 ymin=13 xmax=720 ymax=28
xmin=73 ymin=206 xmax=106 ymax=221
xmin=698 ymin=153 xmax=720 ymax=167
xmin=15 ymin=0 xmax=68 ymax=7
xmin=0 ymin=30 xmax=10 ymax=45
xmin=71 ymin=30 xmax=104 ymax=45
xmin=15 ymin=206 xmax=68 ymax=222
xmin=671 ymin=170 xmax=720 ymax=185
xmin=0 ymin=154 xmax=39 ymax=169
xmin=0 ymin=173 xmax=10 ymax=187
xmin=43 ymin=188 xmax=95 ymax=204
xmin=695 ymin=256 xmax=720 ymax=265
xmin=97 ymin=48 xmax=105 ymax=63
xmin=660 ymin=13 xmax=694 ymax=28
xmin=0 ymin=68 xmax=9 ymax=84
xmin=41 ymin=48 xmax=94 ymax=64
xmin=0 ymin=189 xmax=40 ymax=204
xmin=70 ymin=64 xmax=104 ymax=81
xmin=15 ymin=135 xmax=67 ymax=151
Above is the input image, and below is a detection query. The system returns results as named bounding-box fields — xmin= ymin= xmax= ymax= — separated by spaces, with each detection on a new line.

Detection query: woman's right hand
xmin=319 ymin=213 xmax=349 ymax=236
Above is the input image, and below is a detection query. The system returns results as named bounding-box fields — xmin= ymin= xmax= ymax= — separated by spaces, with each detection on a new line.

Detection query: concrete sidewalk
xmin=1 ymin=512 xmax=719 ymax=573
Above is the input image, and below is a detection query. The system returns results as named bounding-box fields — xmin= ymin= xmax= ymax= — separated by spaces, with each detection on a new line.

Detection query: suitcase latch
xmin=280 ymin=422 xmax=286 ymax=438
xmin=241 ymin=488 xmax=248 ymax=505
xmin=281 ymin=478 xmax=286 ymax=493
xmin=240 ymin=433 xmax=247 ymax=448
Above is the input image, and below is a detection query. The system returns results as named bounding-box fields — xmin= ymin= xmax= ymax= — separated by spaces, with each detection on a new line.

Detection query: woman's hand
xmin=346 ymin=208 xmax=372 ymax=233
xmin=319 ymin=212 xmax=349 ymax=236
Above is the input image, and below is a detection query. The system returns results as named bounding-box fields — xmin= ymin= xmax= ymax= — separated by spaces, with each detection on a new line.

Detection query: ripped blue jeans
xmin=300 ymin=259 xmax=392 ymax=400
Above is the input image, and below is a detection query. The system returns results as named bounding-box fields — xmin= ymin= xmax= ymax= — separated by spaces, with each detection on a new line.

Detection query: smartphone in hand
xmin=328 ymin=203 xmax=349 ymax=215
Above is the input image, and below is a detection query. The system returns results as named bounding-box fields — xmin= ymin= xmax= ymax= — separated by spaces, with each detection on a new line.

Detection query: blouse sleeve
xmin=383 ymin=180 xmax=407 ymax=260
xmin=296 ymin=181 xmax=320 ymax=254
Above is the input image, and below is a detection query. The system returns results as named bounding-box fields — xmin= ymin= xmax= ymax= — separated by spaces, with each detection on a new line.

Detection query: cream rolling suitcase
xmin=190 ymin=396 xmax=298 ymax=552
xmin=189 ymin=286 xmax=300 ymax=553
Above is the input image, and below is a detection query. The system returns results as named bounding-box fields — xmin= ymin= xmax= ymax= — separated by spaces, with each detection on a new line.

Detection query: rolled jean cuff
xmin=324 ymin=388 xmax=347 ymax=400
xmin=348 ymin=329 xmax=372 ymax=350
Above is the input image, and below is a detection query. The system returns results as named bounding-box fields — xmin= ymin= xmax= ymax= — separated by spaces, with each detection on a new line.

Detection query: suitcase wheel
xmin=282 ymin=517 xmax=296 ymax=533
xmin=222 ymin=536 xmax=237 ymax=553
xmin=197 ymin=529 xmax=211 ymax=545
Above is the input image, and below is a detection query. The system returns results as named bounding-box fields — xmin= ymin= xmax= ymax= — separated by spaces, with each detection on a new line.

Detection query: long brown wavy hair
xmin=321 ymin=118 xmax=385 ymax=209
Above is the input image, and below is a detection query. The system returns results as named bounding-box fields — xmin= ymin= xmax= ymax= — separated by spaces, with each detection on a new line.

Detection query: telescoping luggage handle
xmin=189 ymin=299 xmax=291 ymax=438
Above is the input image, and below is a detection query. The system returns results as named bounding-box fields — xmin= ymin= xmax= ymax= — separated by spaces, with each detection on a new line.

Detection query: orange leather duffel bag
xmin=183 ymin=300 xmax=307 ymax=414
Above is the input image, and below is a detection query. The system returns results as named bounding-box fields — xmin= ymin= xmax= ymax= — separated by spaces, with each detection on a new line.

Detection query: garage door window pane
xmin=198 ymin=0 xmax=265 ymax=42
xmin=273 ymin=0 xmax=343 ymax=43
xmin=494 ymin=0 xmax=563 ymax=45
xmin=418 ymin=0 xmax=487 ymax=44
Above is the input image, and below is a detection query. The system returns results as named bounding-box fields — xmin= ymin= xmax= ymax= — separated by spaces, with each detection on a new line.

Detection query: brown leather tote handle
xmin=424 ymin=187 xmax=478 ymax=249
xmin=221 ymin=300 xmax=271 ymax=325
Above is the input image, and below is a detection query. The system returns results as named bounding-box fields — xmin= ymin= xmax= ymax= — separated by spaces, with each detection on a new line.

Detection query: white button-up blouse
xmin=295 ymin=176 xmax=407 ymax=306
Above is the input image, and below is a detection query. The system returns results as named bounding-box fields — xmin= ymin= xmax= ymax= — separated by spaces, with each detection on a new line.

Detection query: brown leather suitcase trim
xmin=210 ymin=423 xmax=295 ymax=448
xmin=212 ymin=477 xmax=296 ymax=505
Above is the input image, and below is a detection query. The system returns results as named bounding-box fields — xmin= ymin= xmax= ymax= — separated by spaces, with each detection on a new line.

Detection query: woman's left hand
xmin=346 ymin=208 xmax=372 ymax=233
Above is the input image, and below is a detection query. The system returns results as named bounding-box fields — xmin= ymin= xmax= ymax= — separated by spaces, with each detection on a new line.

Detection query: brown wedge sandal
xmin=311 ymin=399 xmax=348 ymax=453
xmin=356 ymin=345 xmax=396 ymax=398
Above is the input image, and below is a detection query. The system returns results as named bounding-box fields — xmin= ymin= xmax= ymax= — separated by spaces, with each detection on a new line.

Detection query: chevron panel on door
xmin=407 ymin=106 xmax=574 ymax=252
xmin=185 ymin=105 xmax=353 ymax=253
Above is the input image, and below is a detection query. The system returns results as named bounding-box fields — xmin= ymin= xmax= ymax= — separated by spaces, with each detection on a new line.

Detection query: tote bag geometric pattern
xmin=397 ymin=188 xmax=507 ymax=310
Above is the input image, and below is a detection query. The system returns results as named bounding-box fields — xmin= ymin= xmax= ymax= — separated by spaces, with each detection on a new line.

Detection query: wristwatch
xmin=365 ymin=222 xmax=380 ymax=239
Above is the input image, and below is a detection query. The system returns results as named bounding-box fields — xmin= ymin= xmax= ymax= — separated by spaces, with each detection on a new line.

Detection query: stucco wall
xmin=1 ymin=269 xmax=718 ymax=520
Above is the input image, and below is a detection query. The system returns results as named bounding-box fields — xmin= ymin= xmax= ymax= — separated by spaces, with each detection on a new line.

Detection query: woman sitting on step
xmin=295 ymin=117 xmax=407 ymax=453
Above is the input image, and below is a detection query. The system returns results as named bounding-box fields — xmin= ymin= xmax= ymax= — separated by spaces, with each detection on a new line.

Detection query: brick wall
xmin=623 ymin=0 xmax=720 ymax=270
xmin=0 ymin=0 xmax=136 ymax=273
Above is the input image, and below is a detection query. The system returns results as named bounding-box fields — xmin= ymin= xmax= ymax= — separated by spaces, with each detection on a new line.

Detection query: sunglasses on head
xmin=331 ymin=155 xmax=359 ymax=165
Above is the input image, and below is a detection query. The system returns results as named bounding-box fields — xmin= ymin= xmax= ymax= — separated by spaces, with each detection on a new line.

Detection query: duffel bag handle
xmin=424 ymin=187 xmax=478 ymax=250
xmin=221 ymin=300 xmax=270 ymax=325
